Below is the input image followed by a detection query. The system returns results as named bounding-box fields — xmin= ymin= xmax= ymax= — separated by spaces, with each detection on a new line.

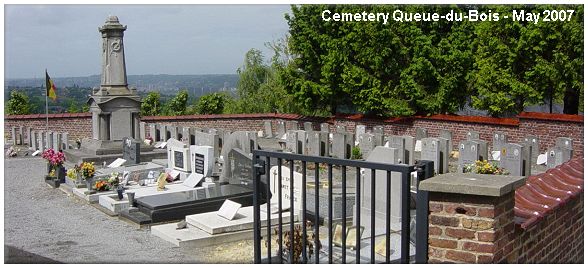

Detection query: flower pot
xmin=85 ymin=178 xmax=94 ymax=190
xmin=116 ymin=187 xmax=124 ymax=200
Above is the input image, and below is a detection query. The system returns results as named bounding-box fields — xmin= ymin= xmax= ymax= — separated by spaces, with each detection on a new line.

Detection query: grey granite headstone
xmin=521 ymin=142 xmax=532 ymax=176
xmin=307 ymin=131 xmax=329 ymax=157
xmin=492 ymin=132 xmax=508 ymax=152
xmin=320 ymin=123 xmax=330 ymax=133
xmin=332 ymin=132 xmax=354 ymax=159
xmin=355 ymin=146 xmax=402 ymax=235
xmin=295 ymin=130 xmax=308 ymax=155
xmin=139 ymin=122 xmax=146 ymax=141
xmin=193 ymin=131 xmax=220 ymax=158
xmin=263 ymin=121 xmax=273 ymax=138
xmin=440 ymin=130 xmax=453 ymax=152
xmin=181 ymin=127 xmax=192 ymax=145
xmin=31 ymin=131 xmax=37 ymax=150
xmin=555 ymin=137 xmax=574 ymax=159
xmin=276 ymin=120 xmax=286 ymax=138
xmin=546 ymin=147 xmax=570 ymax=168
xmin=355 ymin=125 xmax=366 ymax=139
xmin=38 ymin=131 xmax=44 ymax=150
xmin=148 ymin=123 xmax=158 ymax=141
xmin=61 ymin=132 xmax=69 ymax=150
xmin=458 ymin=140 xmax=480 ymax=173
xmin=11 ymin=127 xmax=16 ymax=145
xmin=335 ymin=125 xmax=347 ymax=134
xmin=421 ymin=138 xmax=441 ymax=174
xmin=415 ymin=128 xmax=428 ymax=140
xmin=26 ymin=127 xmax=32 ymax=146
xmin=303 ymin=122 xmax=313 ymax=132
xmin=385 ymin=136 xmax=407 ymax=164
xmin=157 ymin=124 xmax=166 ymax=142
xmin=122 ymin=137 xmax=141 ymax=165
xmin=500 ymin=143 xmax=525 ymax=176
xmin=285 ymin=130 xmax=298 ymax=153
xmin=52 ymin=132 xmax=62 ymax=151
xmin=227 ymin=148 xmax=253 ymax=185
xmin=46 ymin=132 xmax=53 ymax=150
xmin=403 ymin=136 xmax=415 ymax=165
xmin=523 ymin=135 xmax=540 ymax=161
xmin=219 ymin=131 xmax=258 ymax=183
xmin=169 ymin=126 xmax=180 ymax=141
xmin=18 ymin=126 xmax=24 ymax=145
xmin=466 ymin=131 xmax=480 ymax=141
xmin=372 ymin=125 xmax=384 ymax=135
xmin=358 ymin=133 xmax=375 ymax=159
xmin=438 ymin=137 xmax=450 ymax=174
xmin=474 ymin=139 xmax=488 ymax=160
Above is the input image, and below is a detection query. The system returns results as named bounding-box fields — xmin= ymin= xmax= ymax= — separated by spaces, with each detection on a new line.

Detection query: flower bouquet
xmin=80 ymin=161 xmax=96 ymax=190
xmin=463 ymin=160 xmax=509 ymax=175
xmin=41 ymin=148 xmax=66 ymax=182
xmin=94 ymin=180 xmax=110 ymax=192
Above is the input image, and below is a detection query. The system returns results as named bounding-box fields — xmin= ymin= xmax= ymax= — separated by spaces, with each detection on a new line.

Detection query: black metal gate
xmin=252 ymin=150 xmax=433 ymax=264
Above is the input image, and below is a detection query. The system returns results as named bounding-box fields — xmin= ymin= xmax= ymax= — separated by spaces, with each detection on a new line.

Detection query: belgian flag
xmin=45 ymin=70 xmax=57 ymax=101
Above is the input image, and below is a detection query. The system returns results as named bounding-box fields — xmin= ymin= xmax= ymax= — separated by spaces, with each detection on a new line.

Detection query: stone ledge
xmin=419 ymin=173 xmax=526 ymax=197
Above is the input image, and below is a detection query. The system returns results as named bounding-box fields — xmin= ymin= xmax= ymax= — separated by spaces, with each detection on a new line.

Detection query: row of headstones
xmin=264 ymin=120 xmax=385 ymax=139
xmin=143 ymin=123 xmax=231 ymax=159
xmin=29 ymin=130 xmax=69 ymax=152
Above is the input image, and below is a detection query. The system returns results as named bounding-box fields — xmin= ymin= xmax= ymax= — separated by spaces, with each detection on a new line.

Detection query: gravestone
xmin=466 ymin=131 xmax=480 ymax=141
xmin=440 ymin=130 xmax=453 ymax=152
xmin=276 ymin=120 xmax=286 ymax=138
xmin=546 ymin=147 xmax=570 ymax=169
xmin=492 ymin=132 xmax=508 ymax=152
xmin=285 ymin=130 xmax=299 ymax=153
xmin=193 ymin=131 xmax=220 ymax=158
xmin=500 ymin=143 xmax=525 ymax=176
xmin=385 ymin=136 xmax=407 ymax=164
xmin=332 ymin=132 xmax=354 ymax=159
xmin=219 ymin=131 xmax=259 ymax=183
xmin=355 ymin=146 xmax=402 ymax=234
xmin=555 ymin=137 xmax=574 ymax=159
xmin=458 ymin=140 xmax=480 ymax=173
xmin=169 ymin=126 xmax=181 ymax=141
xmin=415 ymin=128 xmax=428 ymax=140
xmin=438 ymin=137 xmax=450 ymax=174
xmin=521 ymin=143 xmax=532 ymax=176
xmin=358 ymin=133 xmax=377 ymax=159
xmin=122 ymin=137 xmax=141 ymax=165
xmin=31 ymin=131 xmax=38 ymax=150
xmin=226 ymin=148 xmax=253 ymax=185
xmin=373 ymin=125 xmax=384 ymax=135
xmin=263 ymin=121 xmax=273 ymax=138
xmin=18 ymin=126 xmax=24 ymax=145
xmin=217 ymin=200 xmax=242 ymax=221
xmin=11 ymin=127 xmax=16 ymax=145
xmin=148 ymin=123 xmax=159 ymax=141
xmin=320 ymin=123 xmax=330 ymax=133
xmin=307 ymin=131 xmax=329 ymax=157
xmin=269 ymin=165 xmax=303 ymax=214
xmin=355 ymin=125 xmax=366 ymax=139
xmin=157 ymin=124 xmax=166 ymax=142
xmin=295 ymin=130 xmax=308 ymax=155
xmin=27 ymin=127 xmax=32 ymax=146
xmin=523 ymin=135 xmax=540 ymax=162
xmin=472 ymin=139 xmax=489 ymax=160
xmin=38 ymin=131 xmax=44 ymax=150
xmin=190 ymin=145 xmax=214 ymax=177
xmin=46 ymin=132 xmax=53 ymax=150
xmin=139 ymin=122 xmax=146 ymax=141
xmin=303 ymin=122 xmax=313 ymax=132
xmin=335 ymin=125 xmax=347 ymax=134
xmin=181 ymin=127 xmax=193 ymax=145
xmin=166 ymin=138 xmax=191 ymax=173
xmin=421 ymin=138 xmax=441 ymax=174
xmin=62 ymin=132 xmax=69 ymax=150
xmin=52 ymin=132 xmax=62 ymax=151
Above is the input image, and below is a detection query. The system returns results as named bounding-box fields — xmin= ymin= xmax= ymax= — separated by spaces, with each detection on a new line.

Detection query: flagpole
xmin=45 ymin=69 xmax=49 ymax=131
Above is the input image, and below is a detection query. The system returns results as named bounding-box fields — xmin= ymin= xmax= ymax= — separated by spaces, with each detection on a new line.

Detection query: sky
xmin=4 ymin=4 xmax=292 ymax=79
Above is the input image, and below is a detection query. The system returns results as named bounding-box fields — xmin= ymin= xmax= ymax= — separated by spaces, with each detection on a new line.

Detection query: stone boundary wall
xmin=4 ymin=112 xmax=583 ymax=156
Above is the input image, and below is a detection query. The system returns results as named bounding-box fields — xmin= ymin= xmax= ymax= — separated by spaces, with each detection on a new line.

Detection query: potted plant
xmin=41 ymin=148 xmax=66 ymax=183
xmin=80 ymin=161 xmax=96 ymax=191
xmin=107 ymin=172 xmax=125 ymax=200
xmin=273 ymin=221 xmax=321 ymax=263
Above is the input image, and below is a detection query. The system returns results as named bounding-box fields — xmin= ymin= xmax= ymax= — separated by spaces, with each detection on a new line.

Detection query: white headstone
xmin=217 ymin=200 xmax=242 ymax=221
xmin=107 ymin=158 xmax=127 ymax=168
xmin=269 ymin=165 xmax=303 ymax=213
xmin=183 ymin=173 xmax=205 ymax=188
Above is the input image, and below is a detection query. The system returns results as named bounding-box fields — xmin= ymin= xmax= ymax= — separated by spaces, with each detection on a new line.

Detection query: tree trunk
xmin=563 ymin=87 xmax=579 ymax=114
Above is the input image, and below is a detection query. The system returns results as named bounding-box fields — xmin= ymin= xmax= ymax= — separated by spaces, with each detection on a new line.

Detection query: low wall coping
xmin=419 ymin=173 xmax=526 ymax=197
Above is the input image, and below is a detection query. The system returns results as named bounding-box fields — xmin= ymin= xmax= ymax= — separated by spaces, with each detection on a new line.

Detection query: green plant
xmin=463 ymin=160 xmax=509 ymax=175
xmin=351 ymin=146 xmax=362 ymax=160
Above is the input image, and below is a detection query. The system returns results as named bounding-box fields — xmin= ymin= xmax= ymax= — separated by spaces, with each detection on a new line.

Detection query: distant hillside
xmin=5 ymin=74 xmax=239 ymax=95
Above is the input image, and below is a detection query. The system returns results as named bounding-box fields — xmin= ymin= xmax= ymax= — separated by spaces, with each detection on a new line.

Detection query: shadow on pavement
xmin=4 ymin=245 xmax=62 ymax=264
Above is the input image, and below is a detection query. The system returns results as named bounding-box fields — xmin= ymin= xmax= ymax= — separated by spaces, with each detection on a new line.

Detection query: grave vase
xmin=84 ymin=177 xmax=94 ymax=191
xmin=116 ymin=185 xmax=125 ymax=200
xmin=55 ymin=165 xmax=66 ymax=183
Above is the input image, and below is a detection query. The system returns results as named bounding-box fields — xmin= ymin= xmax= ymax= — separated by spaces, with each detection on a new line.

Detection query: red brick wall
xmin=4 ymin=112 xmax=583 ymax=157
xmin=507 ymin=194 xmax=584 ymax=263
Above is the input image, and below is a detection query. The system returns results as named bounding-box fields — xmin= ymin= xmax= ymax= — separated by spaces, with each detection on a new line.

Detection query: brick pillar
xmin=420 ymin=173 xmax=525 ymax=263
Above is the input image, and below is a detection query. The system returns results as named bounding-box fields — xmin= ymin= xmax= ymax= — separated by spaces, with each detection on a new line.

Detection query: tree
xmin=66 ymin=100 xmax=80 ymax=113
xmin=6 ymin=91 xmax=31 ymax=115
xmin=194 ymin=92 xmax=232 ymax=114
xmin=163 ymin=90 xmax=189 ymax=116
xmin=141 ymin=91 xmax=162 ymax=116
xmin=282 ymin=5 xmax=475 ymax=116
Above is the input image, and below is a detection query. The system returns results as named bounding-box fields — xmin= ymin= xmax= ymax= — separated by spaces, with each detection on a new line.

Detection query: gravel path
xmin=4 ymin=156 xmax=255 ymax=263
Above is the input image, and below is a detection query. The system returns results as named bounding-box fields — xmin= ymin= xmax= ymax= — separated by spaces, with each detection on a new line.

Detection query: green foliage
xmin=66 ymin=100 xmax=80 ymax=113
xmin=6 ymin=91 xmax=31 ymax=115
xmin=194 ymin=92 xmax=232 ymax=114
xmin=141 ymin=91 xmax=162 ymax=116
xmin=351 ymin=146 xmax=362 ymax=160
xmin=163 ymin=90 xmax=189 ymax=116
